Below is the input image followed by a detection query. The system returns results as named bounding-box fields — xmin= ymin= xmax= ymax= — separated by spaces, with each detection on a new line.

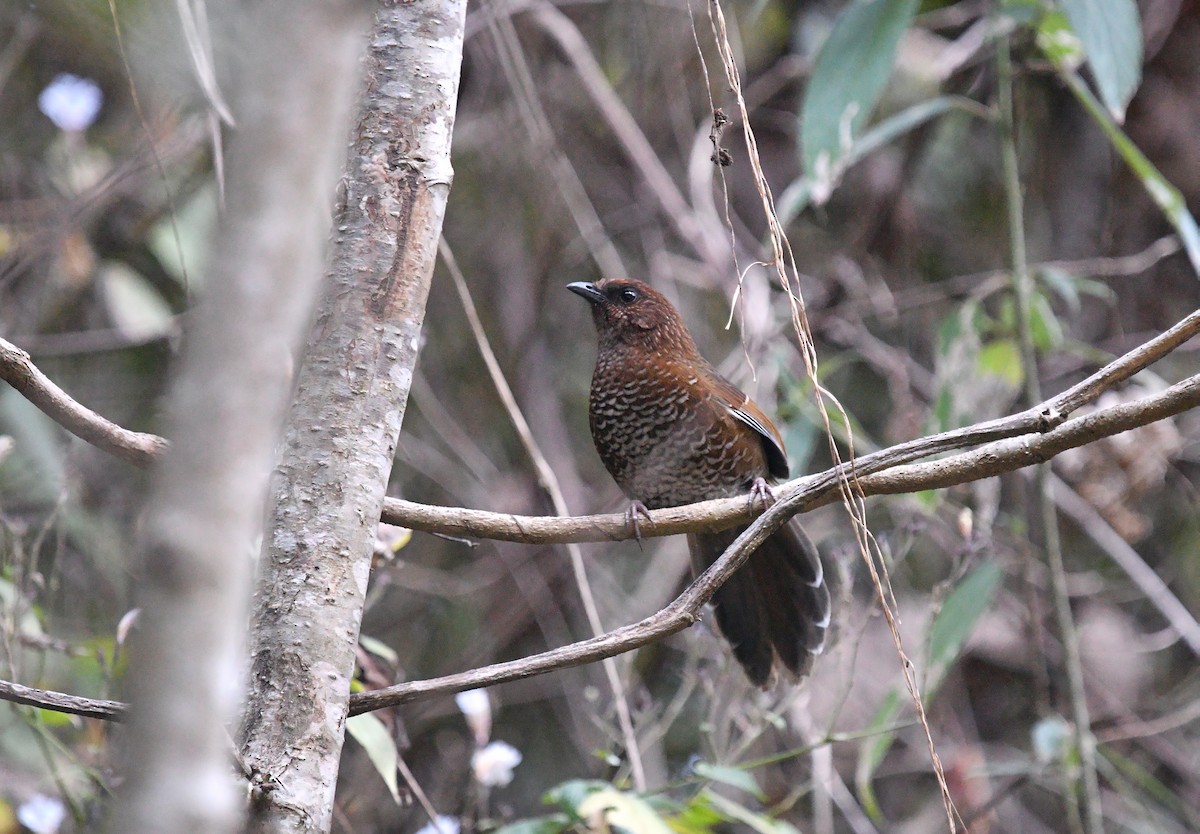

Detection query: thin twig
xmin=530 ymin=0 xmax=726 ymax=270
xmin=705 ymin=0 xmax=958 ymax=824
xmin=997 ymin=37 xmax=1101 ymax=834
xmin=486 ymin=4 xmax=625 ymax=277
xmin=826 ymin=235 xmax=1182 ymax=324
xmin=440 ymin=240 xmax=648 ymax=791
xmin=1049 ymin=474 xmax=1200 ymax=656
xmin=0 ymin=678 xmax=126 ymax=721
xmin=396 ymin=754 xmax=451 ymax=834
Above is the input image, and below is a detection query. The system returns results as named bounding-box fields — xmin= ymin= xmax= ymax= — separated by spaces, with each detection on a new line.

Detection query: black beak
xmin=567 ymin=282 xmax=604 ymax=304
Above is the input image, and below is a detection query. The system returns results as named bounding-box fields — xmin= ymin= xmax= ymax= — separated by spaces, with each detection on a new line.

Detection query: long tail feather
xmin=689 ymin=520 xmax=830 ymax=686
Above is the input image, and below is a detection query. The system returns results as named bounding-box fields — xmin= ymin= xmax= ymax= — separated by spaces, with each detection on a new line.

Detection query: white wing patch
xmin=725 ymin=400 xmax=789 ymax=479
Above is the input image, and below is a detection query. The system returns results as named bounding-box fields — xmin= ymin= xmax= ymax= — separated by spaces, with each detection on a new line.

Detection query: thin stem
xmin=1058 ymin=70 xmax=1200 ymax=278
xmin=440 ymin=240 xmax=648 ymax=792
xmin=997 ymin=38 xmax=1104 ymax=834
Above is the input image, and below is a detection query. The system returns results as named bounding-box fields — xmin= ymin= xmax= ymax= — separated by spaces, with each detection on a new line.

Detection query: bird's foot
xmin=625 ymin=500 xmax=653 ymax=549
xmin=748 ymin=477 xmax=775 ymax=514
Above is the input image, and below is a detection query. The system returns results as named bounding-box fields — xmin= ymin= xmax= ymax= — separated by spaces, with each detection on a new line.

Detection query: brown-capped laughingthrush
xmin=569 ymin=278 xmax=829 ymax=685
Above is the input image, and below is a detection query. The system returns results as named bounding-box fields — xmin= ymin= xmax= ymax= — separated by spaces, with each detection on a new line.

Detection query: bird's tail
xmin=688 ymin=520 xmax=830 ymax=687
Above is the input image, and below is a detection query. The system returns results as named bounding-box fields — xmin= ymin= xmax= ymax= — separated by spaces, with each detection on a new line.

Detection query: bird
xmin=568 ymin=277 xmax=830 ymax=686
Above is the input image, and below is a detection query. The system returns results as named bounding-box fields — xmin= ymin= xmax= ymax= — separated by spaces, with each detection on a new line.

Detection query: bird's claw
xmin=748 ymin=478 xmax=775 ymax=514
xmin=625 ymin=500 xmax=653 ymax=549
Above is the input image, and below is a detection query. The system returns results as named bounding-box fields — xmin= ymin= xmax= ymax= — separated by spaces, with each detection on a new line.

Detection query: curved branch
xmin=6 ymin=374 xmax=1199 ymax=722
xmin=354 ymin=372 xmax=1200 ymax=713
xmin=0 ymin=337 xmax=166 ymax=468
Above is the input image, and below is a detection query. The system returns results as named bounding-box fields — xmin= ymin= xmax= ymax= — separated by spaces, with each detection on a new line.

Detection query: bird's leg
xmin=625 ymin=500 xmax=653 ymax=549
xmin=748 ymin=477 xmax=775 ymax=514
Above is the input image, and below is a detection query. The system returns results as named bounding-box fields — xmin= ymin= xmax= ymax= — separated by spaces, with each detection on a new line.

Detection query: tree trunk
xmin=238 ymin=2 xmax=469 ymax=831
xmin=109 ymin=2 xmax=371 ymax=832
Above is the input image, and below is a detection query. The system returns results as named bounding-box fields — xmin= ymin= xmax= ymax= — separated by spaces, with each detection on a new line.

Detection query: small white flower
xmin=1032 ymin=715 xmax=1072 ymax=764
xmin=18 ymin=794 xmax=66 ymax=834
xmin=471 ymin=740 xmax=522 ymax=787
xmin=454 ymin=688 xmax=490 ymax=718
xmin=414 ymin=814 xmax=460 ymax=834
xmin=38 ymin=74 xmax=103 ymax=133
xmin=455 ymin=688 xmax=492 ymax=746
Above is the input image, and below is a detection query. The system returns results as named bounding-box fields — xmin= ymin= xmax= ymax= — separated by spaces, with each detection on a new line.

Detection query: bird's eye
xmin=619 ymin=287 xmax=639 ymax=304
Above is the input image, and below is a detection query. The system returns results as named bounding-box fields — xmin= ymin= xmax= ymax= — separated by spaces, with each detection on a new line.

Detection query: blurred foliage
xmin=2 ymin=0 xmax=1200 ymax=832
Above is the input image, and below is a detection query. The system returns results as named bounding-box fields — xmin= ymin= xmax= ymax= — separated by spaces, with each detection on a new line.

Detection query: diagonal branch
xmin=350 ymin=373 xmax=1200 ymax=713
xmin=5 ymin=372 xmax=1198 ymax=722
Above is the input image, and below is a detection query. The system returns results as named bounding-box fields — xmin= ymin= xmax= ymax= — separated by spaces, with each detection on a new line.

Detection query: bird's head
xmin=567 ymin=278 xmax=698 ymax=354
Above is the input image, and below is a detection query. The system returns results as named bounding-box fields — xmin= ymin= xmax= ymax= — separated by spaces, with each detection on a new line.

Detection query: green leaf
xmin=779 ymin=95 xmax=982 ymax=223
xmin=1035 ymin=10 xmax=1084 ymax=70
xmin=927 ymin=562 xmax=1003 ymax=671
xmin=34 ymin=708 xmax=76 ymax=727
xmin=668 ymin=792 xmax=727 ymax=834
xmin=577 ymin=788 xmax=675 ymax=834
xmin=800 ymin=0 xmax=920 ymax=203
xmin=1001 ymin=0 xmax=1044 ymax=25
xmin=914 ymin=489 xmax=942 ymax=511
xmin=100 ymin=263 xmax=175 ymax=341
xmin=977 ymin=339 xmax=1023 ymax=386
xmin=0 ymin=390 xmax=66 ymax=505
xmin=1036 ymin=265 xmax=1081 ymax=314
xmin=492 ymin=815 xmax=572 ymax=834
xmin=1029 ymin=292 xmax=1064 ymax=351
xmin=1057 ymin=70 xmax=1200 ymax=277
xmin=855 ymin=688 xmax=903 ymax=820
xmin=932 ymin=386 xmax=953 ymax=432
xmin=544 ymin=779 xmax=608 ymax=816
xmin=856 ymin=565 xmax=1001 ymax=818
xmin=345 ymin=713 xmax=401 ymax=804
xmin=148 ymin=185 xmax=215 ymax=287
xmin=691 ymin=760 xmax=765 ymax=801
xmin=701 ymin=791 xmax=800 ymax=834
xmin=1057 ymin=0 xmax=1143 ymax=120
xmin=849 ymin=96 xmax=983 ymax=164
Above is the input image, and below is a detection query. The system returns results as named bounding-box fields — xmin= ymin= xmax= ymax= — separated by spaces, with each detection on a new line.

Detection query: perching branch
xmin=3 ymin=253 xmax=1198 ymax=720
xmin=381 ymin=306 xmax=1200 ymax=542
xmin=3 ymin=372 xmax=1198 ymax=721
xmin=351 ymin=371 xmax=1200 ymax=712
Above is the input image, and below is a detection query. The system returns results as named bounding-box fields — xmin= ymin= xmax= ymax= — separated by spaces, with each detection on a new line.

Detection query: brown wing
xmin=700 ymin=365 xmax=790 ymax=481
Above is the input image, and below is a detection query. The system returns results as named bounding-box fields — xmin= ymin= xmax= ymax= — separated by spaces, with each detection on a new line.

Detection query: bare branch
xmin=5 ymin=289 xmax=1197 ymax=548
xmin=0 ymin=678 xmax=126 ymax=721
xmin=7 ymin=375 xmax=1198 ymax=723
xmin=353 ymin=372 xmax=1200 ymax=713
xmin=382 ymin=301 xmax=1200 ymax=543
xmin=0 ymin=336 xmax=166 ymax=468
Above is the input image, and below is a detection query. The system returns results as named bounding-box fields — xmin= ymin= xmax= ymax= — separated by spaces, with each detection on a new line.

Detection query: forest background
xmin=0 ymin=0 xmax=1198 ymax=833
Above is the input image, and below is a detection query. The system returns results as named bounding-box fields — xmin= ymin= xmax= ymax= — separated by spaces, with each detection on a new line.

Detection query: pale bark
xmin=238 ymin=2 xmax=469 ymax=832
xmin=109 ymin=2 xmax=371 ymax=833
